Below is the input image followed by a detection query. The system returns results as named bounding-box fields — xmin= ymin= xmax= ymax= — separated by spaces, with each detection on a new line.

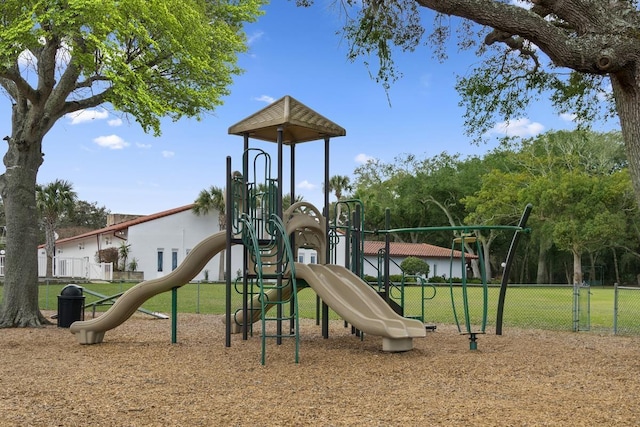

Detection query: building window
xmin=310 ymin=254 xmax=317 ymax=264
xmin=172 ymin=249 xmax=178 ymax=271
xmin=298 ymin=254 xmax=304 ymax=263
xmin=157 ymin=249 xmax=164 ymax=272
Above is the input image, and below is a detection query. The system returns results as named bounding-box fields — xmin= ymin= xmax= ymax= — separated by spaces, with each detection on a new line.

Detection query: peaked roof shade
xmin=228 ymin=95 xmax=346 ymax=144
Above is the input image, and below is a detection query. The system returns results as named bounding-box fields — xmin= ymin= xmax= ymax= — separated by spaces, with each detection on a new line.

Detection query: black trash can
xmin=57 ymin=284 xmax=85 ymax=328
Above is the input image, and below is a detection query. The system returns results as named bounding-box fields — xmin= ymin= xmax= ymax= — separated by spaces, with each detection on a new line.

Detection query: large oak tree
xmin=0 ymin=0 xmax=264 ymax=327
xmin=300 ymin=0 xmax=640 ymax=202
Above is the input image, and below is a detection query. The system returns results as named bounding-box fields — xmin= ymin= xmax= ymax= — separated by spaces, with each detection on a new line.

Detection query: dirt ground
xmin=0 ymin=311 xmax=639 ymax=427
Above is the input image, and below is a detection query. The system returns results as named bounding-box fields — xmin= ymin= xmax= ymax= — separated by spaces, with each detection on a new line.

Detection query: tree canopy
xmin=298 ymin=1 xmax=640 ymax=209
xmin=0 ymin=0 xmax=265 ymax=327
xmin=36 ymin=179 xmax=77 ymax=277
xmin=350 ymin=129 xmax=639 ymax=284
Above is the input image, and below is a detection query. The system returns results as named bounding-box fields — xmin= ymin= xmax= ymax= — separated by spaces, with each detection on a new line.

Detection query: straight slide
xmin=294 ymin=263 xmax=426 ymax=352
xmin=70 ymin=231 xmax=229 ymax=345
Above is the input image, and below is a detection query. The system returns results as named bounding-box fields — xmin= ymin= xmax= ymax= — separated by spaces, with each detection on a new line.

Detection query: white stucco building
xmin=298 ymin=237 xmax=472 ymax=280
xmin=30 ymin=204 xmax=474 ymax=283
xmin=41 ymin=205 xmax=244 ymax=282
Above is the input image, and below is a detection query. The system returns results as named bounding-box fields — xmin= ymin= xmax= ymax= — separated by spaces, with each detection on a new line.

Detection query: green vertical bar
xmin=172 ymin=287 xmax=178 ymax=343
xmin=613 ymin=283 xmax=618 ymax=334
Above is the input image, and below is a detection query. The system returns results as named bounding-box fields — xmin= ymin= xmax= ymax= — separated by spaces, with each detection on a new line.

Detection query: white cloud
xmin=487 ymin=118 xmax=544 ymax=138
xmin=68 ymin=109 xmax=109 ymax=125
xmin=247 ymin=31 xmax=264 ymax=46
xmin=108 ymin=118 xmax=123 ymax=127
xmin=162 ymin=151 xmax=175 ymax=158
xmin=297 ymin=180 xmax=316 ymax=190
xmin=597 ymin=81 xmax=613 ymax=102
xmin=93 ymin=134 xmax=129 ymax=150
xmin=255 ymin=95 xmax=275 ymax=104
xmin=559 ymin=113 xmax=577 ymax=122
xmin=510 ymin=0 xmax=531 ymax=8
xmin=136 ymin=142 xmax=152 ymax=149
xmin=354 ymin=153 xmax=375 ymax=165
xmin=18 ymin=41 xmax=71 ymax=74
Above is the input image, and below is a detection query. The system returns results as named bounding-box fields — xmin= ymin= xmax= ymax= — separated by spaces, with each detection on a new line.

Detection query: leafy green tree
xmin=325 ymin=175 xmax=353 ymax=224
xmin=542 ymin=170 xmax=631 ymax=284
xmin=61 ymin=200 xmax=110 ymax=230
xmin=283 ymin=193 xmax=305 ymax=212
xmin=118 ymin=242 xmax=131 ymax=272
xmin=327 ymin=175 xmax=353 ymax=201
xmin=36 ymin=180 xmax=77 ymax=278
xmin=193 ymin=185 xmax=226 ymax=280
xmin=352 ymin=153 xmax=488 ymax=279
xmin=353 ymin=158 xmax=399 ymax=233
xmin=353 ymin=154 xmax=451 ymax=241
xmin=299 ymin=1 xmax=640 ymax=210
xmin=400 ymin=256 xmax=430 ymax=276
xmin=0 ymin=0 xmax=264 ymax=327
xmin=465 ymin=130 xmax=635 ymax=284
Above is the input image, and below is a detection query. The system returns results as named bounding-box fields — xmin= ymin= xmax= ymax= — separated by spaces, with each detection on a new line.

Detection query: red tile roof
xmin=363 ymin=241 xmax=477 ymax=259
xmin=52 ymin=204 xmax=195 ymax=245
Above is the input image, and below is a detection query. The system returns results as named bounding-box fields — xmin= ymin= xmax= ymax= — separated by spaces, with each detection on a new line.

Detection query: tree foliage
xmin=193 ymin=185 xmax=226 ymax=281
xmin=59 ymin=200 xmax=110 ymax=231
xmin=465 ymin=130 xmax=637 ymax=284
xmin=36 ymin=179 xmax=77 ymax=277
xmin=400 ymin=256 xmax=430 ymax=276
xmin=194 ymin=185 xmax=226 ymax=230
xmin=0 ymin=0 xmax=265 ymax=327
xmin=348 ymin=129 xmax=638 ymax=284
xmin=297 ymin=0 xmax=640 ymax=212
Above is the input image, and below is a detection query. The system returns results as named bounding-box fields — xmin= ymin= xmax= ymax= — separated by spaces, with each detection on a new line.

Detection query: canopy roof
xmin=228 ymin=95 xmax=346 ymax=144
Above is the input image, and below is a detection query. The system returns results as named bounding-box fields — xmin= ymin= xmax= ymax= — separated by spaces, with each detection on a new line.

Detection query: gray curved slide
xmin=230 ymin=284 xmax=294 ymax=333
xmin=70 ymin=231 xmax=228 ymax=344
xmin=293 ymin=263 xmax=426 ymax=352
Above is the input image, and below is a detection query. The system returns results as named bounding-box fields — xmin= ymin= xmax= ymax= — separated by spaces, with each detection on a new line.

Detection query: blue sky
xmin=1 ymin=1 xmax=619 ymax=215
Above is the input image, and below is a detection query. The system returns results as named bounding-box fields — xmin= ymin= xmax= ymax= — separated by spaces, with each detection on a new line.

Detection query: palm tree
xmin=36 ymin=180 xmax=77 ymax=277
xmin=193 ymin=185 xmax=226 ymax=280
xmin=118 ymin=242 xmax=131 ymax=272
xmin=325 ymin=175 xmax=352 ymax=224
xmin=283 ymin=193 xmax=304 ymax=212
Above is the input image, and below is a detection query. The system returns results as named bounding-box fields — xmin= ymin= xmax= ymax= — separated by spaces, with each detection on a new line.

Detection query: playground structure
xmin=69 ymin=95 xmax=531 ymax=363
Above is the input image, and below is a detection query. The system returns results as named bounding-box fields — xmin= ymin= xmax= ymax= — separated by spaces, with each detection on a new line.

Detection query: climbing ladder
xmin=232 ymin=149 xmax=300 ymax=364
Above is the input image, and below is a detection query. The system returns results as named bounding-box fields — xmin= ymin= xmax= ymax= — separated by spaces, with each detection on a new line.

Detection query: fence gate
xmin=573 ymin=282 xmax=591 ymax=331
xmin=88 ymin=262 xmax=113 ymax=281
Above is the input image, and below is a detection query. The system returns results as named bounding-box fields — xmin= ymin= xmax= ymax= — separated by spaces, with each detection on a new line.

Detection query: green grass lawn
xmin=0 ymin=281 xmax=628 ymax=333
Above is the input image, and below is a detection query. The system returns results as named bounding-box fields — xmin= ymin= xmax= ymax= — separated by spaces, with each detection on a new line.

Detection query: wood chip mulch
xmin=1 ymin=311 xmax=639 ymax=426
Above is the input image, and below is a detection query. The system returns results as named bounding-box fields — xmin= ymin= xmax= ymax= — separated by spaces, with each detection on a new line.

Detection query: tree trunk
xmin=612 ymin=248 xmax=620 ymax=285
xmin=0 ymin=129 xmax=47 ymax=326
xmin=478 ymin=232 xmax=496 ymax=280
xmin=587 ymin=251 xmax=597 ymax=285
xmin=465 ymin=245 xmax=481 ymax=278
xmin=611 ymin=67 xmax=640 ymax=210
xmin=572 ymin=248 xmax=583 ymax=285
xmin=536 ymin=244 xmax=547 ymax=284
xmin=45 ymin=218 xmax=56 ymax=278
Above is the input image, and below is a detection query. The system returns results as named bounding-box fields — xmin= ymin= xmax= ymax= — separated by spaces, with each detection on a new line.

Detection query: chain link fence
xmin=614 ymin=284 xmax=640 ymax=335
xmin=388 ymin=282 xmax=638 ymax=335
xmin=32 ymin=280 xmax=640 ymax=336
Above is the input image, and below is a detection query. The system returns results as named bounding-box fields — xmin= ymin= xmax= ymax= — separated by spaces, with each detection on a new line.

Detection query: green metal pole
xmin=196 ymin=281 xmax=200 ymax=314
xmin=171 ymin=287 xmax=178 ymax=343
